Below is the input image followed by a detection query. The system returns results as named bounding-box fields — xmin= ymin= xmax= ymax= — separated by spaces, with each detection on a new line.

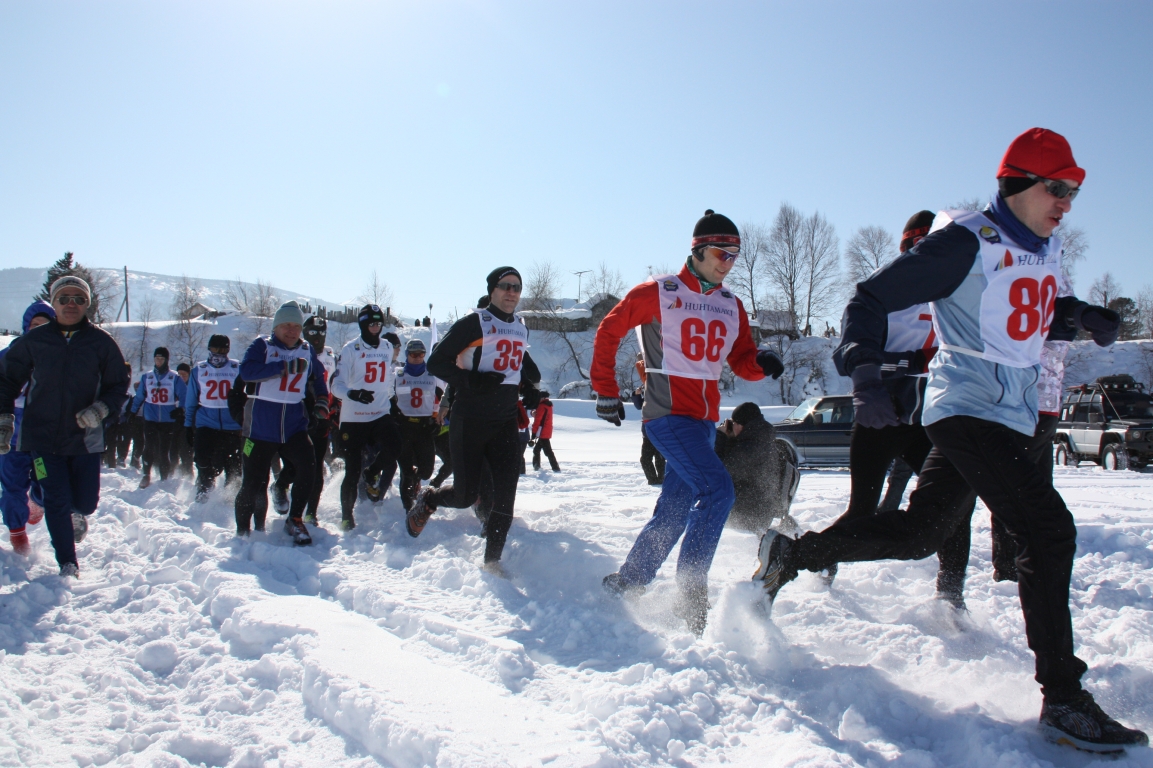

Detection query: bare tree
xmin=727 ymin=222 xmax=770 ymax=316
xmin=760 ymin=202 xmax=807 ymax=329
xmin=223 ymin=278 xmax=253 ymax=313
xmin=799 ymin=211 xmax=841 ymax=336
xmin=587 ymin=261 xmax=626 ymax=300
xmin=168 ymin=276 xmax=208 ymax=365
xmin=1136 ymin=286 xmax=1153 ymax=339
xmin=1089 ymin=272 xmax=1122 ymax=308
xmin=1054 ymin=224 xmax=1087 ymax=285
xmin=357 ymin=271 xmax=394 ymax=311
xmin=134 ymin=296 xmax=157 ymax=374
xmin=523 ymin=261 xmax=563 ymax=311
xmin=844 ymin=225 xmax=897 ymax=285
xmin=949 ymin=197 xmax=988 ymax=212
xmin=252 ymin=279 xmax=280 ymax=318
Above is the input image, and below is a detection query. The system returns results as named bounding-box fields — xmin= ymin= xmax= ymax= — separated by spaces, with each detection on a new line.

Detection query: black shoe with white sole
xmin=1040 ymin=691 xmax=1149 ymax=753
xmin=752 ymin=530 xmax=797 ymax=603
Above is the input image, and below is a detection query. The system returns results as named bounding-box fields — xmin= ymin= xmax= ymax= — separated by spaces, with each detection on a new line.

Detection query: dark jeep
xmin=1055 ymin=374 xmax=1153 ymax=471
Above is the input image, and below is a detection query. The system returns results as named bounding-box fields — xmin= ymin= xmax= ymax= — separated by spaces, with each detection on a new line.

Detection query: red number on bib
xmin=1006 ymin=276 xmax=1056 ymax=341
xmin=205 ymin=380 xmax=231 ymax=401
xmin=279 ymin=373 xmax=303 ymax=393
xmin=493 ymin=340 xmax=524 ymax=371
xmin=411 ymin=388 xmax=423 ymax=409
xmin=364 ymin=362 xmax=378 ymax=383
xmin=681 ymin=318 xmax=706 ymax=361
xmin=151 ymin=387 xmax=169 ymax=404
xmin=705 ymin=320 xmax=727 ymax=362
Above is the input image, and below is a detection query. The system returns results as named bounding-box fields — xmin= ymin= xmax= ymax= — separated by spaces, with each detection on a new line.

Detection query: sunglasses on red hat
xmin=1005 ymin=165 xmax=1080 ymax=201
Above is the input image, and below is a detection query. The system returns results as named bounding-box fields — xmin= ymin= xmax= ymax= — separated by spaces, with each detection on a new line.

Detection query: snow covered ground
xmin=2 ymin=403 xmax=1153 ymax=767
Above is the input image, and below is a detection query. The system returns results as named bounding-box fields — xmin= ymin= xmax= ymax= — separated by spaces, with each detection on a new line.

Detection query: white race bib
xmin=395 ymin=370 xmax=438 ymax=417
xmin=645 ymin=275 xmax=739 ymax=380
xmin=885 ymin=304 xmax=936 ymax=356
xmin=144 ymin=371 xmax=177 ymax=407
xmin=253 ymin=342 xmax=312 ymax=404
xmin=937 ymin=210 xmax=1061 ymax=368
xmin=196 ymin=360 xmax=239 ymax=409
xmin=456 ymin=310 xmax=530 ymax=387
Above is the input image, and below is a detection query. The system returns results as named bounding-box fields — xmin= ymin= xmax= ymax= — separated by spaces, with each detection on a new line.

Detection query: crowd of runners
xmin=0 ymin=127 xmax=1146 ymax=753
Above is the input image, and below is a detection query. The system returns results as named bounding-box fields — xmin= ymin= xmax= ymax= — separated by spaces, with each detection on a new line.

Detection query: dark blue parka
xmin=0 ymin=317 xmax=129 ymax=455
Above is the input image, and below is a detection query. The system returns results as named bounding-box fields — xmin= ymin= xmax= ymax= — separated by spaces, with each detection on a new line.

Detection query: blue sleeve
xmin=239 ymin=338 xmax=283 ymax=382
xmin=834 ymin=223 xmax=979 ymax=376
xmin=185 ymin=370 xmax=200 ymax=427
xmin=175 ymin=376 xmax=187 ymax=406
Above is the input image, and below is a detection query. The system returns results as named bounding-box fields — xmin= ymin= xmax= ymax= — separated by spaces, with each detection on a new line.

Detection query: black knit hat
xmin=900 ymin=211 xmax=937 ymax=253
xmin=692 ymin=209 xmax=741 ymax=251
xmin=486 ymin=266 xmax=522 ymax=294
xmin=176 ymin=362 xmax=191 ymax=373
xmin=208 ymin=334 xmax=230 ymax=351
xmin=731 ymin=402 xmax=764 ymax=426
xmin=153 ymin=347 xmax=170 ymax=360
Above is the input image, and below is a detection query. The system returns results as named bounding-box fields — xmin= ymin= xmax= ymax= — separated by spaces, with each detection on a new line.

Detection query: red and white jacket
xmin=592 ymin=266 xmax=764 ymax=423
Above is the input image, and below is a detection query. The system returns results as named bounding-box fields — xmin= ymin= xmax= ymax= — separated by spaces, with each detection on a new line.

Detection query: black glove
xmin=186 ymin=427 xmax=196 ymax=448
xmin=521 ymin=384 xmax=542 ymax=410
xmin=631 ymin=391 xmax=644 ymax=410
xmin=467 ymin=371 xmax=506 ymax=393
xmin=1073 ymin=303 xmax=1121 ymax=347
xmin=756 ymin=350 xmax=784 ymax=380
xmin=383 ymin=332 xmax=401 ymax=348
xmin=170 ymin=407 xmax=185 ymax=425
xmin=850 ymin=365 xmax=899 ymax=429
xmin=346 ymin=389 xmax=375 ymax=404
xmin=596 ymin=396 xmax=625 ymax=426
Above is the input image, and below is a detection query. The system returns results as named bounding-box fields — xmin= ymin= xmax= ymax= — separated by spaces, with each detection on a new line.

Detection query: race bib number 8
xmin=1006 ymin=275 xmax=1058 ymax=341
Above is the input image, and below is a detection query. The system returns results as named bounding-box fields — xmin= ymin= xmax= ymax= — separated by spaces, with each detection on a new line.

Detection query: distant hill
xmin=0 ymin=267 xmax=357 ymax=332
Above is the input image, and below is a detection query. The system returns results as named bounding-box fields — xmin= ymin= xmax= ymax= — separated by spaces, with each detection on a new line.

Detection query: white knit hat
xmin=50 ymin=275 xmax=92 ymax=304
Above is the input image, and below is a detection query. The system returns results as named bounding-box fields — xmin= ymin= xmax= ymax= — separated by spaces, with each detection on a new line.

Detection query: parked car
xmin=1055 ymin=374 xmax=1153 ymax=471
xmin=773 ymin=396 xmax=854 ymax=466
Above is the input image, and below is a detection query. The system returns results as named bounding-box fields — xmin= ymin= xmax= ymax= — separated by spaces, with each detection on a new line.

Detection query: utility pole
xmin=115 ymin=266 xmax=131 ymax=322
xmin=572 ymin=270 xmax=591 ymax=303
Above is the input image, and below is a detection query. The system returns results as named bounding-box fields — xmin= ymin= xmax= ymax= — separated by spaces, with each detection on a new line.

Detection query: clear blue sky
xmin=2 ymin=1 xmax=1151 ymax=320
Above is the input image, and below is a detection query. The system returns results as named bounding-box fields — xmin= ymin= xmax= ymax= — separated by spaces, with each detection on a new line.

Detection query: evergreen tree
xmin=36 ymin=251 xmax=102 ymax=320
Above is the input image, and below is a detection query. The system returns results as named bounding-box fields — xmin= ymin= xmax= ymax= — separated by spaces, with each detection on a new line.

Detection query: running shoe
xmin=9 ymin=528 xmax=30 ymax=557
xmin=363 ymin=469 xmax=383 ymax=502
xmin=72 ymin=513 xmax=89 ymax=543
xmin=406 ymin=488 xmax=435 ymax=538
xmin=602 ymin=572 xmax=645 ymax=599
xmin=59 ymin=562 xmax=80 ymax=578
xmin=271 ymin=483 xmax=290 ymax=514
xmin=339 ymin=515 xmax=356 ymax=531
xmin=284 ymin=517 xmax=313 ymax=546
xmin=752 ymin=530 xmax=796 ymax=603
xmin=1040 ymin=690 xmax=1149 ymax=753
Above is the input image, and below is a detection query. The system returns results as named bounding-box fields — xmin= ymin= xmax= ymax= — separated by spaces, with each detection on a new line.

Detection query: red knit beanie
xmin=997 ymin=128 xmax=1085 ymax=184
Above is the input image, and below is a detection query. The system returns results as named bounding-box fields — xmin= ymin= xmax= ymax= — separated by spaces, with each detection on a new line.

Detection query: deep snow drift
xmin=2 ymin=402 xmax=1153 ymax=767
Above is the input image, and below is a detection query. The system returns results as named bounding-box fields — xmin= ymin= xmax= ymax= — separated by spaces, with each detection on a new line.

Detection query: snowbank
xmin=2 ymin=414 xmax=1153 ymax=766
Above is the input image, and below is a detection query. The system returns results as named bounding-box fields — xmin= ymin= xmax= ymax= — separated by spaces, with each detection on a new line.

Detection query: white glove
xmin=0 ymin=414 xmax=13 ymax=455
xmin=76 ymin=401 xmax=110 ymax=429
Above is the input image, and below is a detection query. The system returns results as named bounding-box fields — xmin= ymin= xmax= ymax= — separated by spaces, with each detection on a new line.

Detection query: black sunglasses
xmin=495 ymin=282 xmax=522 ymax=293
xmin=1005 ymin=165 xmax=1080 ymax=201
